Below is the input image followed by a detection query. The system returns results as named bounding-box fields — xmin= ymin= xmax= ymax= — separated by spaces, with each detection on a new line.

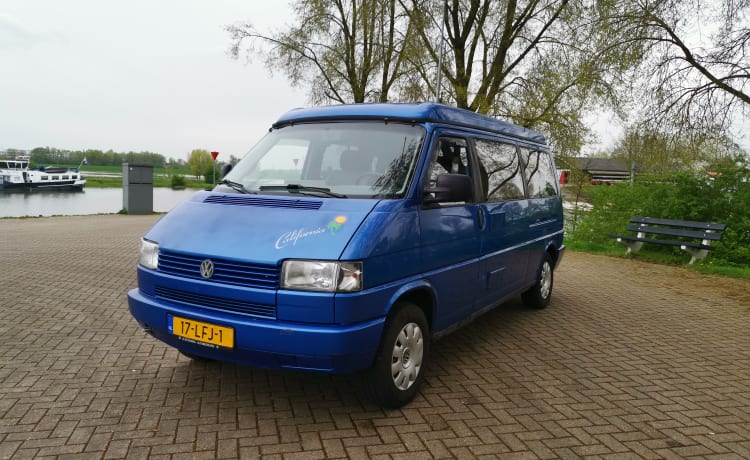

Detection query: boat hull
xmin=0 ymin=178 xmax=86 ymax=191
xmin=0 ymin=157 xmax=86 ymax=191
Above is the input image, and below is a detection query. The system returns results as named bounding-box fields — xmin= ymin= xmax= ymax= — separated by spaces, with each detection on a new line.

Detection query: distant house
xmin=557 ymin=157 xmax=630 ymax=185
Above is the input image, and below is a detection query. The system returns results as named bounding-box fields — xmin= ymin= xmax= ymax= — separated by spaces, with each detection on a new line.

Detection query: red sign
xmin=210 ymin=151 xmax=219 ymax=160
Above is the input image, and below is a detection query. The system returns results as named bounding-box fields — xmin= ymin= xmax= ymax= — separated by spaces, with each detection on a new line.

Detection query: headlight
xmin=281 ymin=260 xmax=362 ymax=292
xmin=138 ymin=239 xmax=159 ymax=270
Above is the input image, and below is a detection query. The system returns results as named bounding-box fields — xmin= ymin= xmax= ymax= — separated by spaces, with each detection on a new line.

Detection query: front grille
xmin=155 ymin=286 xmax=276 ymax=319
xmin=158 ymin=250 xmax=279 ymax=290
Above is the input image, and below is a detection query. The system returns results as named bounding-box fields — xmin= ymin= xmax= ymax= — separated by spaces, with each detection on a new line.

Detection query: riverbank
xmin=84 ymin=174 xmax=208 ymax=189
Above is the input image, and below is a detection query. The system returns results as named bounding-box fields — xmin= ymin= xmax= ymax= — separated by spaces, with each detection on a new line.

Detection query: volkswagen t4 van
xmin=128 ymin=102 xmax=564 ymax=407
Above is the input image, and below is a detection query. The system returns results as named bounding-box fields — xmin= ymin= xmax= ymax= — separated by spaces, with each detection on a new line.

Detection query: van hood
xmin=145 ymin=191 xmax=378 ymax=264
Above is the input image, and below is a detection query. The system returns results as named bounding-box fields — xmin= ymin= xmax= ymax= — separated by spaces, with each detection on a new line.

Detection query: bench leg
xmin=617 ymin=237 xmax=643 ymax=255
xmin=681 ymin=244 xmax=709 ymax=264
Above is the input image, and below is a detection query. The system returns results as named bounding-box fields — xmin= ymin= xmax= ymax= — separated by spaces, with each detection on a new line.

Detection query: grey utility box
xmin=122 ymin=163 xmax=153 ymax=214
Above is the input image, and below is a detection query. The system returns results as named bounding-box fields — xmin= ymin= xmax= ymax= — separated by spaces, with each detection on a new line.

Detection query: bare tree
xmin=228 ymin=0 xmax=644 ymax=156
xmin=612 ymin=0 xmax=750 ymax=137
xmin=610 ymin=126 xmax=746 ymax=176
xmin=400 ymin=0 xmax=642 ymax=155
xmin=402 ymin=0 xmax=571 ymax=112
xmin=227 ymin=0 xmax=419 ymax=104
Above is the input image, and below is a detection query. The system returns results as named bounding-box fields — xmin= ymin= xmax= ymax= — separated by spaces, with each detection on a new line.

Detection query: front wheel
xmin=364 ymin=302 xmax=430 ymax=408
xmin=522 ymin=253 xmax=554 ymax=309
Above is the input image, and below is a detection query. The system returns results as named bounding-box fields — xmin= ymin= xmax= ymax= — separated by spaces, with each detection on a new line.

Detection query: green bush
xmin=202 ymin=164 xmax=220 ymax=184
xmin=171 ymin=174 xmax=187 ymax=189
xmin=567 ymin=156 xmax=750 ymax=266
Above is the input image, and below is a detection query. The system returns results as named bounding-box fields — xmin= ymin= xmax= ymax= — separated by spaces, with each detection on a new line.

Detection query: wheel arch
xmin=545 ymin=241 xmax=560 ymax=265
xmin=385 ymin=281 xmax=436 ymax=333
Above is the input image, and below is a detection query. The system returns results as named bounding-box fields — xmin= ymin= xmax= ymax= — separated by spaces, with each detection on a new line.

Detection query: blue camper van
xmin=128 ymin=103 xmax=564 ymax=407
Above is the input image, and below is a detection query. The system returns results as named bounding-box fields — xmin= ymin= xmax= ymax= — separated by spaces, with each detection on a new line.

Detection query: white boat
xmin=0 ymin=155 xmax=86 ymax=191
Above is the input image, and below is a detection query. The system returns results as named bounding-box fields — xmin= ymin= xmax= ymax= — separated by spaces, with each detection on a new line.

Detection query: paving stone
xmin=1 ymin=214 xmax=749 ymax=458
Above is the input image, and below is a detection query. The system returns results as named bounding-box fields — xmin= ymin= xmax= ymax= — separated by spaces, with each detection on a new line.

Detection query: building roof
xmin=574 ymin=157 xmax=629 ymax=173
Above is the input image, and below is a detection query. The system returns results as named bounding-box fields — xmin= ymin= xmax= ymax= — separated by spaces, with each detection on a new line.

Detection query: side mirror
xmin=423 ymin=173 xmax=473 ymax=204
xmin=220 ymin=163 xmax=233 ymax=178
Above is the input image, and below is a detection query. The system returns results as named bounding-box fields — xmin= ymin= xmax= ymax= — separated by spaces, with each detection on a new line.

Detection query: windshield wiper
xmin=259 ymin=184 xmax=347 ymax=198
xmin=219 ymin=179 xmax=255 ymax=194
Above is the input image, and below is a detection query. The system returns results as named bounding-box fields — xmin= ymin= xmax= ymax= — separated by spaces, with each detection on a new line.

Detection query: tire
xmin=364 ymin=302 xmax=430 ymax=408
xmin=522 ymin=253 xmax=554 ymax=309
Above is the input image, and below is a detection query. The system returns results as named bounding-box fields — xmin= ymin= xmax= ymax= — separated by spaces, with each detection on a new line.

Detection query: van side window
xmin=521 ymin=148 xmax=558 ymax=198
xmin=427 ymin=137 xmax=470 ymax=186
xmin=474 ymin=139 xmax=525 ymax=201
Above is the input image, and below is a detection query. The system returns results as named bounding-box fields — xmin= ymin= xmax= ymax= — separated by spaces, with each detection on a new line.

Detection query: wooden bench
xmin=609 ymin=217 xmax=726 ymax=264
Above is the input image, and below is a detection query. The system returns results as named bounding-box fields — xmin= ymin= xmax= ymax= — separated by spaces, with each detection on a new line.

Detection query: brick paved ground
xmin=0 ymin=214 xmax=749 ymax=459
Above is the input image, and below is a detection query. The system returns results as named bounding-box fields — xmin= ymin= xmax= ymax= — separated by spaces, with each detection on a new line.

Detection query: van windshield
xmin=220 ymin=122 xmax=425 ymax=198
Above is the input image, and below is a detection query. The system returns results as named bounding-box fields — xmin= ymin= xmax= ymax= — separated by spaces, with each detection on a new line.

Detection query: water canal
xmin=0 ymin=188 xmax=198 ymax=218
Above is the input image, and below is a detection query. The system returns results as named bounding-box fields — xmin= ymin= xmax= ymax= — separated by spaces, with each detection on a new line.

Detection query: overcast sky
xmin=1 ymin=1 xmax=307 ymax=161
xmin=1 ymin=1 xmax=640 ymax=162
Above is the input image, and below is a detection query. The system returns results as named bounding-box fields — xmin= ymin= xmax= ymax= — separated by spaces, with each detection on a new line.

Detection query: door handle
xmin=477 ymin=208 xmax=485 ymax=230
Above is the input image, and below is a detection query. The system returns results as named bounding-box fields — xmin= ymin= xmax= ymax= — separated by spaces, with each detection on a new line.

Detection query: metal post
xmin=210 ymin=151 xmax=219 ymax=187
xmin=435 ymin=0 xmax=448 ymax=102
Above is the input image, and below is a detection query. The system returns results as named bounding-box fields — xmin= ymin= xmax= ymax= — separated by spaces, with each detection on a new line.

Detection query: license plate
xmin=169 ymin=315 xmax=234 ymax=349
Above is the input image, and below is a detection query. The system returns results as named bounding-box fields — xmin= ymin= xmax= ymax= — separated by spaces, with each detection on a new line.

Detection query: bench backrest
xmin=626 ymin=224 xmax=724 ymax=241
xmin=627 ymin=217 xmax=725 ymax=241
xmin=629 ymin=217 xmax=726 ymax=232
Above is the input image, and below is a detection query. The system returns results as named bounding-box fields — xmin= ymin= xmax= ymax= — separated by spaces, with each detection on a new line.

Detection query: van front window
xmin=222 ymin=122 xmax=424 ymax=198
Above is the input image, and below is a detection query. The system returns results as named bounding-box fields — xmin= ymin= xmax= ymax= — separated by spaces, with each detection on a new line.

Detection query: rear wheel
xmin=522 ymin=253 xmax=554 ymax=309
xmin=365 ymin=302 xmax=429 ymax=408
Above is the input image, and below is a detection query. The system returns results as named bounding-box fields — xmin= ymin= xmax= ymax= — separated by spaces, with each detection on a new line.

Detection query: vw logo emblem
xmin=200 ymin=259 xmax=215 ymax=279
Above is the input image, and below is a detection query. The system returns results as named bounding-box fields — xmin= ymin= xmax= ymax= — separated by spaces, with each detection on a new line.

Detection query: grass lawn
xmin=565 ymin=239 xmax=750 ymax=279
xmin=69 ymin=164 xmax=207 ymax=189
xmin=75 ymin=164 xmax=193 ymax=176
xmin=83 ymin=174 xmax=209 ymax=189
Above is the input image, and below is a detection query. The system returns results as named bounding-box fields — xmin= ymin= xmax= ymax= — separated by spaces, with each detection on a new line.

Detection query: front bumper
xmin=127 ymin=288 xmax=385 ymax=373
